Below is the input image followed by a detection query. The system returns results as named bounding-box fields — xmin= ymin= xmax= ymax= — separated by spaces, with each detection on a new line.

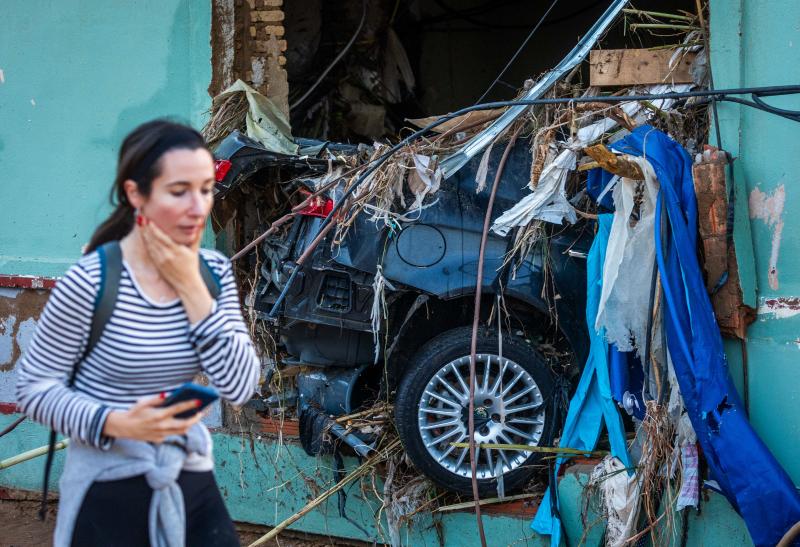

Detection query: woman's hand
xmin=140 ymin=218 xmax=213 ymax=323
xmin=103 ymin=395 xmax=204 ymax=443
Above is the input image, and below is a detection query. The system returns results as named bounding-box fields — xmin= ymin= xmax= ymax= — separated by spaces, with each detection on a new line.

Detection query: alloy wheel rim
xmin=417 ymin=353 xmax=546 ymax=480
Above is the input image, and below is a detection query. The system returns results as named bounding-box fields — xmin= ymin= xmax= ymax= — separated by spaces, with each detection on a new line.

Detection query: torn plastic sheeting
xmin=587 ymin=168 xmax=616 ymax=212
xmin=491 ymin=147 xmax=578 ymax=235
xmin=408 ymin=154 xmax=442 ymax=210
xmin=531 ymin=213 xmax=632 ymax=546
xmin=219 ymin=79 xmax=298 ymax=155
xmin=595 ymin=156 xmax=660 ymax=357
xmin=439 ymin=0 xmax=630 ymax=178
xmin=474 ymin=141 xmax=495 ymax=194
xmin=370 ymin=264 xmax=395 ymax=364
xmin=490 ymin=84 xmax=691 ymax=234
xmin=490 ymin=100 xmax=634 ymax=235
xmin=617 ymin=126 xmax=800 ymax=547
xmin=592 ymin=456 xmax=641 ymax=547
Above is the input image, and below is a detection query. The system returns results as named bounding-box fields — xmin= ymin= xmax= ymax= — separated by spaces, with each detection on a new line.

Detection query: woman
xmin=16 ymin=120 xmax=260 ymax=546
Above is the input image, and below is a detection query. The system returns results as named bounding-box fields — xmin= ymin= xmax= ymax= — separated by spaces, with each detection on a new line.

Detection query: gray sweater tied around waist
xmin=54 ymin=423 xmax=212 ymax=547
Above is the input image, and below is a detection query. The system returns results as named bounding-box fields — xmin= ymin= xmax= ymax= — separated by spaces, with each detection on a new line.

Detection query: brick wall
xmin=210 ymin=0 xmax=290 ymax=116
xmin=244 ymin=0 xmax=289 ymax=117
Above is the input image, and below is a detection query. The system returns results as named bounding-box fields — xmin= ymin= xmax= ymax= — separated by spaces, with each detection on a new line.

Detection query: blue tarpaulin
xmin=534 ymin=126 xmax=800 ymax=546
xmin=531 ymin=213 xmax=632 ymax=544
xmin=606 ymin=126 xmax=800 ymax=546
xmin=609 ymin=347 xmax=645 ymax=420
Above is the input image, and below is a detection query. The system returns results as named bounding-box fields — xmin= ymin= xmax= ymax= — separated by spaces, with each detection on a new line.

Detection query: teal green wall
xmin=0 ymin=0 xmax=212 ymax=277
xmin=710 ymin=0 xmax=800 ymax=484
xmin=0 ymin=415 xmax=753 ymax=546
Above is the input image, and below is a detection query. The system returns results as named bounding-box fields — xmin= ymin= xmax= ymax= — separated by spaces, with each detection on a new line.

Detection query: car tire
xmin=395 ymin=326 xmax=554 ymax=496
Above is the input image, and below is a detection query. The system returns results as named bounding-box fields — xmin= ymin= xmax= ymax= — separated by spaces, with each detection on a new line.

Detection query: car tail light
xmin=214 ymin=159 xmax=232 ymax=182
xmin=297 ymin=193 xmax=334 ymax=218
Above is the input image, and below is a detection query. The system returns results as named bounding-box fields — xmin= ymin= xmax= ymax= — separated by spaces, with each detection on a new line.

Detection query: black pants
xmin=71 ymin=471 xmax=239 ymax=546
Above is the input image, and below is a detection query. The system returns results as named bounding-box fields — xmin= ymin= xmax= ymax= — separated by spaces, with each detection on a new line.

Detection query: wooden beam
xmin=589 ymin=48 xmax=696 ymax=87
xmin=583 ymin=144 xmax=644 ymax=180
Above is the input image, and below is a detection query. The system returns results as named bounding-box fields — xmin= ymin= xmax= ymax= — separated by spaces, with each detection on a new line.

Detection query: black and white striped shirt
xmin=16 ymin=248 xmax=260 ymax=448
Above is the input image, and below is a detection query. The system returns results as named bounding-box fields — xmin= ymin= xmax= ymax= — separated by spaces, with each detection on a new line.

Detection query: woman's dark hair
xmin=85 ymin=119 xmax=210 ymax=253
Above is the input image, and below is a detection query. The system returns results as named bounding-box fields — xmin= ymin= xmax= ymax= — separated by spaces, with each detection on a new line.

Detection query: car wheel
xmin=395 ymin=326 xmax=554 ymax=496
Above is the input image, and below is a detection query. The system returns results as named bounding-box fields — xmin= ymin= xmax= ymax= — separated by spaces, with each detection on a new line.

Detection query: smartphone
xmin=160 ymin=382 xmax=220 ymax=419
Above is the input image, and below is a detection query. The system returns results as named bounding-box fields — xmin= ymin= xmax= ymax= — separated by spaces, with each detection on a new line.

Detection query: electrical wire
xmin=265 ymin=84 xmax=800 ymax=318
xmin=424 ymin=0 xmax=607 ymax=31
xmin=467 ymin=125 xmax=523 ymax=547
xmin=290 ymin=0 xmax=367 ymax=111
xmin=434 ymin=0 xmax=544 ymax=30
xmin=420 ymin=0 xmax=521 ymax=26
xmin=475 ymin=0 xmax=561 ymax=104
xmin=0 ymin=415 xmax=26 ymax=439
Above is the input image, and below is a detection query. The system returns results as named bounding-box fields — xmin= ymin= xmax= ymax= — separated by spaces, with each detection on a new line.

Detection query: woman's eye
xmin=170 ymin=191 xmax=186 ymax=197
xmin=201 ymin=187 xmax=213 ymax=195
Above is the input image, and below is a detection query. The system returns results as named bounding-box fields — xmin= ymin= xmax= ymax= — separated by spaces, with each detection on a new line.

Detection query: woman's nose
xmin=188 ymin=192 xmax=209 ymax=216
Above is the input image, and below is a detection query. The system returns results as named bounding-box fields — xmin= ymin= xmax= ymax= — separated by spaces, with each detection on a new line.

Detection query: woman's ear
xmin=123 ymin=179 xmax=145 ymax=209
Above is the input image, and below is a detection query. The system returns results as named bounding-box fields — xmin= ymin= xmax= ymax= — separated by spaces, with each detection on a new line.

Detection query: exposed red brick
xmin=0 ymin=275 xmax=57 ymax=290
xmin=258 ymin=417 xmax=300 ymax=437
xmin=0 ymin=403 xmax=19 ymax=414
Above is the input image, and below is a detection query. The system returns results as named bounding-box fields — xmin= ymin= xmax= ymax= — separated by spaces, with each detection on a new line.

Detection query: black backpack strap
xmin=40 ymin=241 xmax=121 ymax=520
xmin=88 ymin=242 xmax=122 ymax=363
xmin=38 ymin=429 xmax=59 ymax=520
xmin=67 ymin=241 xmax=122 ymax=383
xmin=199 ymin=254 xmax=222 ymax=299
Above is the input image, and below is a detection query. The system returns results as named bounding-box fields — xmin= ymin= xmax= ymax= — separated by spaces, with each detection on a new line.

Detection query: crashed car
xmin=213 ymin=130 xmax=593 ymax=495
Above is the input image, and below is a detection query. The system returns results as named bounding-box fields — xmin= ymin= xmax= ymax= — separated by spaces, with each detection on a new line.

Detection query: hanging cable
xmin=0 ymin=415 xmax=26 ymax=439
xmin=475 ymin=0 xmax=561 ymax=104
xmin=290 ymin=0 xmax=367 ymax=111
xmin=423 ymin=0 xmax=606 ymax=31
xmin=468 ymin=124 xmax=524 ymax=547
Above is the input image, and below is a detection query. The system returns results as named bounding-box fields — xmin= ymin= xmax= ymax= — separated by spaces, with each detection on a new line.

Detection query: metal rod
xmin=267 ymin=217 xmax=338 ymax=319
xmin=327 ymin=421 xmax=374 ymax=458
xmin=435 ymin=493 xmax=536 ymax=513
xmin=230 ymin=213 xmax=295 ymax=262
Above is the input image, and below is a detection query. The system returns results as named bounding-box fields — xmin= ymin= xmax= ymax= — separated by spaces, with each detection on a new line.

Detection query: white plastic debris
xmin=475 ymin=141 xmax=495 ymax=194
xmin=218 ymin=79 xmax=297 ymax=155
xmin=370 ymin=265 xmax=395 ymax=364
xmin=592 ymin=456 xmax=641 ymax=547
xmin=409 ymin=154 xmax=442 ymax=211
xmin=595 ymin=156 xmax=660 ymax=356
xmin=490 ymin=84 xmax=692 ymax=233
xmin=491 ymin=147 xmax=578 ymax=235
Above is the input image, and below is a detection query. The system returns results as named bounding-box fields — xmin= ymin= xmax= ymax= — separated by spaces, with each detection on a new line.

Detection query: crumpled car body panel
xmin=214 ymin=132 xmax=593 ymax=367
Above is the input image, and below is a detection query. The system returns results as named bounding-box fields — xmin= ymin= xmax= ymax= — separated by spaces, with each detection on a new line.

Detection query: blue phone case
xmin=161 ymin=382 xmax=219 ymax=419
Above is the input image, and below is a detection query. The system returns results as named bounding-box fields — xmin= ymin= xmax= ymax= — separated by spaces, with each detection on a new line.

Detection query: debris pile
xmin=205 ymin=4 xmax=800 ymax=546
